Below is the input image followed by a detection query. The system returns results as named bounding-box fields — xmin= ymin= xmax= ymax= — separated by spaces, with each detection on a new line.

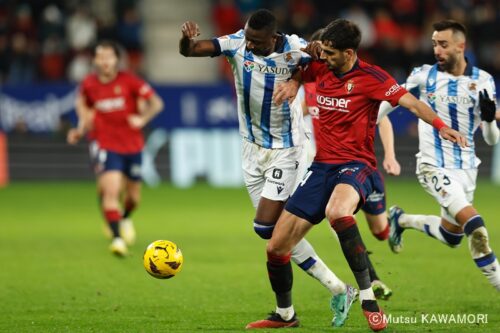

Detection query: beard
xmin=437 ymin=55 xmax=458 ymax=72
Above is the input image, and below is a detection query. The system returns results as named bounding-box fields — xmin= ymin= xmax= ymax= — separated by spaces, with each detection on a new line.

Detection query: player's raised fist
xmin=181 ymin=21 xmax=200 ymax=39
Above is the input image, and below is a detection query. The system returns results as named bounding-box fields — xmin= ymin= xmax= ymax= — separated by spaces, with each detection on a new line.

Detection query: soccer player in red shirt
xmin=67 ymin=41 xmax=164 ymax=256
xmin=247 ymin=19 xmax=466 ymax=331
xmin=304 ymin=80 xmax=397 ymax=300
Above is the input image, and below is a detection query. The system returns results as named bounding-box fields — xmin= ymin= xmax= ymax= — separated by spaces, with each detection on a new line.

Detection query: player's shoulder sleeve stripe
xmin=283 ymin=37 xmax=291 ymax=52
xmin=215 ymin=29 xmax=244 ymax=57
xmin=360 ymin=66 xmax=389 ymax=83
xmin=212 ymin=38 xmax=222 ymax=56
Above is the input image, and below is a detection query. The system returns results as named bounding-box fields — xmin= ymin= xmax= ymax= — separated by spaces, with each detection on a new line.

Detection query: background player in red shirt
xmin=247 ymin=19 xmax=466 ymax=331
xmin=67 ymin=41 xmax=164 ymax=256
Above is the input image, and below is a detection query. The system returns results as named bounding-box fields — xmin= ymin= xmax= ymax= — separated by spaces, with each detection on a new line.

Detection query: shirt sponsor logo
xmin=243 ymin=60 xmax=292 ymax=75
xmin=316 ymin=94 xmax=351 ymax=112
xmin=427 ymin=93 xmax=436 ymax=102
xmin=427 ymin=93 xmax=473 ymax=105
xmin=385 ymin=84 xmax=402 ymax=96
xmin=95 ymin=97 xmax=125 ymax=112
xmin=243 ymin=60 xmax=255 ymax=72
xmin=438 ymin=95 xmax=473 ymax=104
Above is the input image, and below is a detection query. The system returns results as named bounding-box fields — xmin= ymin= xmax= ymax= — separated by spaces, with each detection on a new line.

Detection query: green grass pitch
xmin=0 ymin=179 xmax=499 ymax=332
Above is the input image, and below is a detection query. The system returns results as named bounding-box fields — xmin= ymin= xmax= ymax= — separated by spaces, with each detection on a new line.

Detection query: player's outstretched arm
xmin=478 ymin=89 xmax=500 ymax=145
xmin=378 ymin=116 xmax=400 ymax=176
xmin=179 ymin=21 xmax=216 ymax=57
xmin=397 ymin=92 xmax=468 ymax=147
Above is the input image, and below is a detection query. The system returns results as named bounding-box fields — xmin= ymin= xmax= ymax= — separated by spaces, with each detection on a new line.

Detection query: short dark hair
xmin=310 ymin=28 xmax=324 ymax=42
xmin=433 ymin=20 xmax=467 ymax=37
xmin=93 ymin=40 xmax=121 ymax=58
xmin=321 ymin=19 xmax=361 ymax=51
xmin=247 ymin=9 xmax=277 ymax=33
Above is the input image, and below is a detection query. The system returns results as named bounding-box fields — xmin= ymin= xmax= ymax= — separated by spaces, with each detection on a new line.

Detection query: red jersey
xmin=301 ymin=59 xmax=406 ymax=168
xmin=80 ymin=71 xmax=155 ymax=154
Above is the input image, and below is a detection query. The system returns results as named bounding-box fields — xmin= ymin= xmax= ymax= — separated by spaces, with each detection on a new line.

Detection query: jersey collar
xmin=334 ymin=59 xmax=360 ymax=79
xmin=435 ymin=57 xmax=473 ymax=76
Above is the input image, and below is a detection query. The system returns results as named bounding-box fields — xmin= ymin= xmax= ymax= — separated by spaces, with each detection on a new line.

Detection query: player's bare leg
xmin=254 ymin=197 xmax=349 ymax=323
xmin=247 ymin=211 xmax=313 ymax=329
xmin=99 ymin=171 xmax=127 ymax=256
xmin=364 ymin=212 xmax=392 ymax=300
xmin=121 ymin=179 xmax=141 ymax=245
xmin=327 ymin=184 xmax=386 ymax=331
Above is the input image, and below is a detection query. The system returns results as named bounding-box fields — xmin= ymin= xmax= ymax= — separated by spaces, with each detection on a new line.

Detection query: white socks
xmin=276 ymin=305 xmax=295 ymax=321
xmin=292 ymin=238 xmax=346 ymax=295
xmin=359 ymin=288 xmax=376 ymax=302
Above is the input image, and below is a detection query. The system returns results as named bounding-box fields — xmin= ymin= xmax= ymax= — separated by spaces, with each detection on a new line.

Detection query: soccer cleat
xmin=362 ymin=300 xmax=387 ymax=331
xmin=120 ymin=218 xmax=136 ymax=246
xmin=110 ymin=237 xmax=128 ymax=257
xmin=331 ymin=284 xmax=358 ymax=327
xmin=245 ymin=312 xmax=299 ymax=329
xmin=371 ymin=280 xmax=392 ymax=300
xmin=388 ymin=205 xmax=405 ymax=253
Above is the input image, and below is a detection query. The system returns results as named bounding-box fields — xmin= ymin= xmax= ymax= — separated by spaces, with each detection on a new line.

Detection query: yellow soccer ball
xmin=143 ymin=240 xmax=183 ymax=279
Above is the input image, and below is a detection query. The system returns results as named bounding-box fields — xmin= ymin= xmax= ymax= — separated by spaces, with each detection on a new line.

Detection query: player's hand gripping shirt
xmin=405 ymin=63 xmax=496 ymax=169
xmin=302 ymin=60 xmax=407 ymax=169
xmin=213 ymin=30 xmax=310 ymax=149
xmin=80 ymin=71 xmax=154 ymax=154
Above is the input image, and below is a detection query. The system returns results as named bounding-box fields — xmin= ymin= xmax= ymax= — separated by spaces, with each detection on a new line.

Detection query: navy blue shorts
xmin=286 ymin=161 xmax=377 ymax=224
xmin=89 ymin=142 xmax=142 ymax=181
xmin=361 ymin=170 xmax=386 ymax=215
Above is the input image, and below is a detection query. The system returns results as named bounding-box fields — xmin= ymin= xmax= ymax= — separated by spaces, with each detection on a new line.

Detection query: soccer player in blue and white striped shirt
xmin=382 ymin=20 xmax=500 ymax=291
xmin=180 ymin=9 xmax=357 ymax=327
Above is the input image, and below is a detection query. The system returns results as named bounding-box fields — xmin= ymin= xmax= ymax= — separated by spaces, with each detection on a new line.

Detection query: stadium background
xmin=0 ymin=1 xmax=499 ymax=332
xmin=0 ymin=0 xmax=499 ymax=184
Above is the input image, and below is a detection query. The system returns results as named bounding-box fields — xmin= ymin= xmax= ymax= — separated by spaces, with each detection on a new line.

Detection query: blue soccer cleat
xmin=388 ymin=205 xmax=405 ymax=253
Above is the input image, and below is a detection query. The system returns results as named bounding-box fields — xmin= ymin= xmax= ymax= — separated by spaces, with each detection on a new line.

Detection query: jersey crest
xmin=345 ymin=80 xmax=355 ymax=94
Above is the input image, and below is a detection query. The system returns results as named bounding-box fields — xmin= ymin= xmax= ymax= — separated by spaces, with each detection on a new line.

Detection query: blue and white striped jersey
xmin=406 ymin=63 xmax=497 ymax=169
xmin=213 ymin=30 xmax=310 ymax=149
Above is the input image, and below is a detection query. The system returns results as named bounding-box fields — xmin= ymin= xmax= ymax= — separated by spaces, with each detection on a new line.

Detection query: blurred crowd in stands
xmin=214 ymin=0 xmax=499 ymax=83
xmin=0 ymin=0 xmax=498 ymax=84
xmin=0 ymin=0 xmax=142 ymax=84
